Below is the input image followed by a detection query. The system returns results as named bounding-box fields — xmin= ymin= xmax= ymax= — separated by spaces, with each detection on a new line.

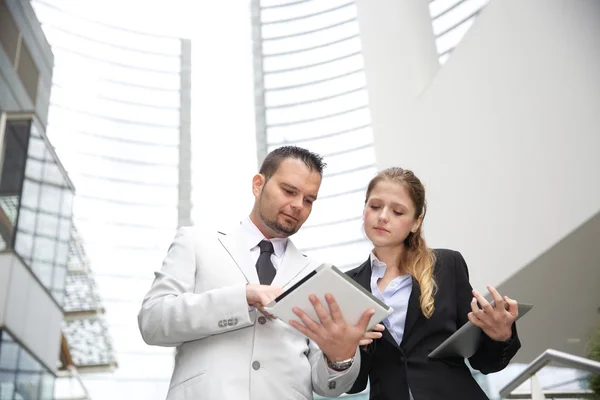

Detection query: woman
xmin=347 ymin=167 xmax=521 ymax=400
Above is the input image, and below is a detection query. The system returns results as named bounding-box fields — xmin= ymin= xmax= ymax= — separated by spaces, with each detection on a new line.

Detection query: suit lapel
xmin=217 ymin=224 xmax=259 ymax=284
xmin=354 ymin=259 xmax=400 ymax=349
xmin=271 ymin=240 xmax=311 ymax=289
xmin=400 ymin=278 xmax=423 ymax=350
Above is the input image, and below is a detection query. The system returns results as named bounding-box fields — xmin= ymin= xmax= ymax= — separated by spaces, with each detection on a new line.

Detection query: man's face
xmin=252 ymin=158 xmax=321 ymax=238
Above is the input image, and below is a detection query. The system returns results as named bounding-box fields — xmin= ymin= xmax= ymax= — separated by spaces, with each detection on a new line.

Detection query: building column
xmin=354 ymin=0 xmax=439 ymax=168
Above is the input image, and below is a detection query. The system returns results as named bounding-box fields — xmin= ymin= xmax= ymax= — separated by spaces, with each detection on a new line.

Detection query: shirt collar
xmin=370 ymin=251 xmax=387 ymax=279
xmin=241 ymin=217 xmax=288 ymax=259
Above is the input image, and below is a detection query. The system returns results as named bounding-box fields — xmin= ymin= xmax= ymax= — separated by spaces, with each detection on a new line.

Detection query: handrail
xmin=499 ymin=349 xmax=600 ymax=398
xmin=505 ymin=390 xmax=595 ymax=399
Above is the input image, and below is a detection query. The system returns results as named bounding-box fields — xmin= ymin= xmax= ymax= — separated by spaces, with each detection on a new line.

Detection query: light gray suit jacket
xmin=138 ymin=224 xmax=361 ymax=400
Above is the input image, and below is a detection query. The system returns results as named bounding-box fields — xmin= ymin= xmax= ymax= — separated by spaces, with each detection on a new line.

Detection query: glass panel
xmin=26 ymin=135 xmax=45 ymax=159
xmin=262 ymin=18 xmax=359 ymax=55
xmin=263 ymin=36 xmax=361 ymax=72
xmin=19 ymin=180 xmax=40 ymax=209
xmin=265 ymin=70 xmax=366 ymax=106
xmin=0 ymin=372 xmax=16 ymax=399
xmin=48 ymin=106 xmax=180 ymax=146
xmin=42 ymin=160 xmax=65 ymax=187
xmin=16 ymin=208 xmax=36 ymax=233
xmin=31 ymin=259 xmax=54 ymax=288
xmin=51 ymin=48 xmax=181 ymax=90
xmin=40 ymin=25 xmax=182 ymax=73
xmin=264 ymin=53 xmax=364 ymax=89
xmin=61 ymin=189 xmax=74 ymax=217
xmin=0 ymin=119 xmax=32 ymax=248
xmin=52 ymin=264 xmax=68 ymax=293
xmin=261 ymin=0 xmax=352 ymax=24
xmin=53 ymin=79 xmax=181 ymax=108
xmin=39 ymin=372 xmax=54 ymax=400
xmin=24 ymin=158 xmax=43 ymax=181
xmin=265 ymin=90 xmax=368 ymax=125
xmin=57 ymin=218 xmax=72 ymax=241
xmin=0 ymin=332 xmax=19 ymax=370
xmin=35 ymin=212 xmax=59 ymax=237
xmin=55 ymin=240 xmax=70 ymax=266
xmin=39 ymin=184 xmax=62 ymax=214
xmin=268 ymin=107 xmax=371 ymax=142
xmin=262 ymin=3 xmax=357 ymax=39
xmin=14 ymin=231 xmax=34 ymax=261
xmin=50 ymin=83 xmax=181 ymax=126
xmin=30 ymin=2 xmax=182 ymax=55
xmin=15 ymin=347 xmax=42 ymax=400
xmin=33 ymin=236 xmax=57 ymax=262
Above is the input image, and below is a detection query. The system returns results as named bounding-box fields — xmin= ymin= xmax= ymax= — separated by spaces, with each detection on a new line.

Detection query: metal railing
xmin=499 ymin=349 xmax=600 ymax=399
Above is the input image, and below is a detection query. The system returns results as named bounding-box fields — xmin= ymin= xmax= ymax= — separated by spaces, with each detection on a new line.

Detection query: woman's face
xmin=363 ymin=180 xmax=422 ymax=249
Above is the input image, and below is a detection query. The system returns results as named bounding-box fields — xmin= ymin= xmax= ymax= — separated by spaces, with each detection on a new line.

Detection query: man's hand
xmin=359 ymin=323 xmax=385 ymax=347
xmin=468 ymin=285 xmax=518 ymax=342
xmin=290 ymin=293 xmax=374 ymax=362
xmin=246 ymin=284 xmax=282 ymax=318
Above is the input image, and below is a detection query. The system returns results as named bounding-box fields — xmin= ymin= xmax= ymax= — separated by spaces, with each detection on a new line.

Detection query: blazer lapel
xmin=354 ymin=259 xmax=400 ymax=349
xmin=354 ymin=259 xmax=371 ymax=291
xmin=400 ymin=279 xmax=423 ymax=350
xmin=217 ymin=224 xmax=259 ymax=284
xmin=271 ymin=240 xmax=312 ymax=289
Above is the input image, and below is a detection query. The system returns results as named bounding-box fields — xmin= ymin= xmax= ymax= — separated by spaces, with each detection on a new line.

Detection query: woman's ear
xmin=411 ymin=214 xmax=424 ymax=233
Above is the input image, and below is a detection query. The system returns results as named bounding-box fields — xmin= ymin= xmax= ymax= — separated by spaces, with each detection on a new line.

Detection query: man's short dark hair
xmin=259 ymin=146 xmax=326 ymax=181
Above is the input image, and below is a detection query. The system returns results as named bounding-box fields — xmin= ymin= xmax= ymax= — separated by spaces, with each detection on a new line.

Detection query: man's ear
xmin=252 ymin=173 xmax=266 ymax=197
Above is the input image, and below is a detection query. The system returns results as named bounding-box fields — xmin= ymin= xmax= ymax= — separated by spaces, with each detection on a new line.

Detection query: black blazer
xmin=346 ymin=249 xmax=521 ymax=400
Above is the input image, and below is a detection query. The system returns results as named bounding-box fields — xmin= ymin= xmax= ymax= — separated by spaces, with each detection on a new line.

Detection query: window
xmin=0 ymin=330 xmax=54 ymax=400
xmin=1 ymin=116 xmax=74 ymax=305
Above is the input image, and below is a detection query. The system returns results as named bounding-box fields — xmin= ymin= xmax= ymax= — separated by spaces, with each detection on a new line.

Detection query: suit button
xmin=258 ymin=316 xmax=267 ymax=325
xmin=252 ymin=361 xmax=260 ymax=370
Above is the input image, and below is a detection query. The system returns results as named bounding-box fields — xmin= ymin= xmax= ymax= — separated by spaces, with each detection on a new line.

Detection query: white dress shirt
xmin=241 ymin=217 xmax=288 ymax=270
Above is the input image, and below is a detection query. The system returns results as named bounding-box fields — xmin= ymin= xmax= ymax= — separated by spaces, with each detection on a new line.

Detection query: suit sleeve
xmin=309 ymin=341 xmax=362 ymax=397
xmin=453 ymin=250 xmax=521 ymax=374
xmin=137 ymin=227 xmax=254 ymax=347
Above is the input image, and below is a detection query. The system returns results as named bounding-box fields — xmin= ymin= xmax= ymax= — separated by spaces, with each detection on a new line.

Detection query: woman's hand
xmin=359 ymin=323 xmax=385 ymax=348
xmin=468 ymin=285 xmax=518 ymax=342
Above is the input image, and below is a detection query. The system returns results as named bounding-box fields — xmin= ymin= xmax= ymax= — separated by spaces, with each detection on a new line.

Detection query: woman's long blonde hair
xmin=365 ymin=167 xmax=437 ymax=318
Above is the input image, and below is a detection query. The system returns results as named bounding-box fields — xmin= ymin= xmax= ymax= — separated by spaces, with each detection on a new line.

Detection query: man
xmin=138 ymin=146 xmax=374 ymax=399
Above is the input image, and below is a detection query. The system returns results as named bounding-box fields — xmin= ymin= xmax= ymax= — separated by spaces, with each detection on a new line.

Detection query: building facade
xmin=1 ymin=0 xmax=70 ymax=397
xmin=29 ymin=1 xmax=193 ymax=398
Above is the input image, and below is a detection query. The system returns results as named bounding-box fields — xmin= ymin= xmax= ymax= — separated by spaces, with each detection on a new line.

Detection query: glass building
xmin=29 ymin=1 xmax=193 ymax=399
xmin=251 ymin=0 xmax=378 ymax=271
xmin=0 ymin=114 xmax=71 ymax=400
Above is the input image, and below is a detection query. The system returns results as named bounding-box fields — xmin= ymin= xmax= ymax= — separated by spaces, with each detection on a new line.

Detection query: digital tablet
xmin=264 ymin=263 xmax=393 ymax=332
xmin=428 ymin=302 xmax=533 ymax=359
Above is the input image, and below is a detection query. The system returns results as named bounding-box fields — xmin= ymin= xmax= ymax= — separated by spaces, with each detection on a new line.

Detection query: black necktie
xmin=256 ymin=240 xmax=276 ymax=285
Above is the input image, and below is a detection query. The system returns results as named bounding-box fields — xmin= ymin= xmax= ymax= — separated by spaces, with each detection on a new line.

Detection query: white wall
xmin=0 ymin=253 xmax=63 ymax=372
xmin=360 ymin=0 xmax=600 ymax=291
